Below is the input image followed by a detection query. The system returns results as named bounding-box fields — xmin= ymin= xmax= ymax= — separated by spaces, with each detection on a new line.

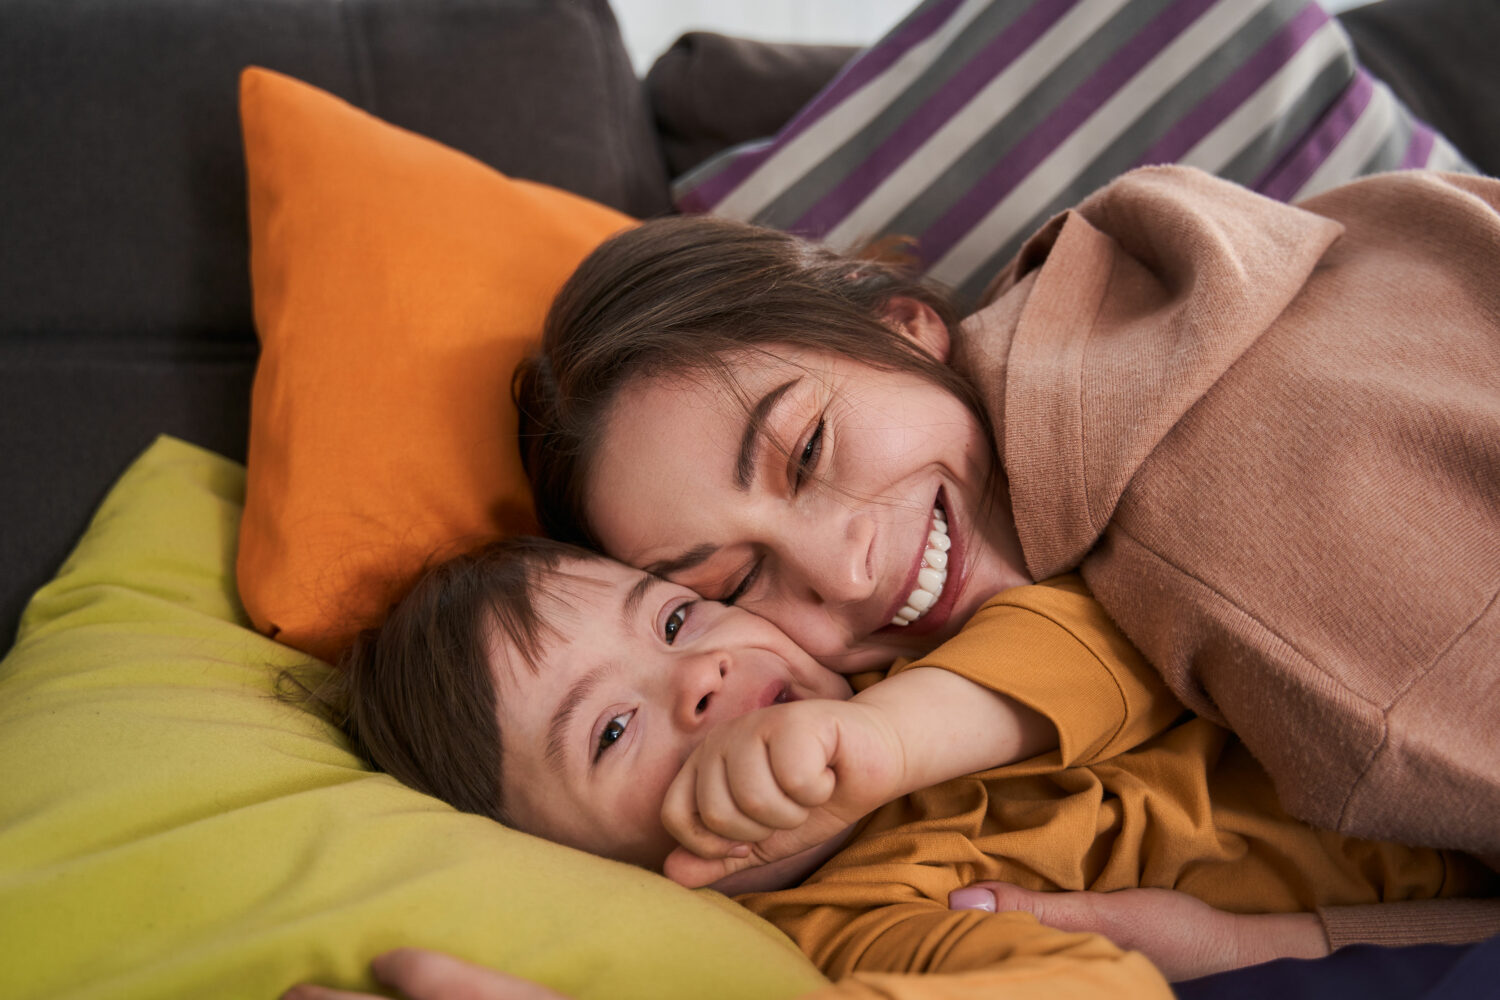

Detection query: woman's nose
xmin=781 ymin=504 xmax=876 ymax=607
xmin=673 ymin=650 xmax=726 ymax=729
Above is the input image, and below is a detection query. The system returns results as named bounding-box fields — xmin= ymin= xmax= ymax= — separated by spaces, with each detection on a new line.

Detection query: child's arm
xmin=662 ymin=666 xmax=1053 ymax=888
xmin=901 ymin=576 xmax=1183 ymax=770
xmin=664 ymin=578 xmax=1179 ymax=886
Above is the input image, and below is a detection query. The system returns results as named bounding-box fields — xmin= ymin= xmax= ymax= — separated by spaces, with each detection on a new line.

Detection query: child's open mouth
xmin=761 ymin=682 xmax=796 ymax=709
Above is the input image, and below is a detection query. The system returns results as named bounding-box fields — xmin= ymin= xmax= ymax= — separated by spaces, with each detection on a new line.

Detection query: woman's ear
xmin=881 ymin=296 xmax=951 ymax=362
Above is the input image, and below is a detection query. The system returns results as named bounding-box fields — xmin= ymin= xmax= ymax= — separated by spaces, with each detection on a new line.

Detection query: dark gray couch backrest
xmin=1 ymin=0 xmax=669 ymax=344
xmin=0 ymin=0 xmax=669 ymax=647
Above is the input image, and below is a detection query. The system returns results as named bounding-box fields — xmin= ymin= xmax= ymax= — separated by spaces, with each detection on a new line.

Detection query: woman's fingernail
xmin=949 ymin=886 xmax=997 ymax=912
xmin=727 ymin=844 xmax=751 ymax=858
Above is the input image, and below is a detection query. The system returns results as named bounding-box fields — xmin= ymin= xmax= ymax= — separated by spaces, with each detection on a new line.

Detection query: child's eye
xmin=595 ymin=710 xmax=634 ymax=761
xmin=663 ymin=601 xmax=693 ymax=645
xmin=793 ymin=417 xmax=825 ymax=491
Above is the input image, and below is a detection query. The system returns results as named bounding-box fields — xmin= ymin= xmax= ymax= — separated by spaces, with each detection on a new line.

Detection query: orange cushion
xmin=237 ymin=68 xmax=632 ymax=662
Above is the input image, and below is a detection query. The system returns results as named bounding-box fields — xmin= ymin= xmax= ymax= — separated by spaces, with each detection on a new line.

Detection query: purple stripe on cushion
xmin=1141 ymin=2 xmax=1326 ymax=165
xmin=680 ymin=0 xmax=969 ymax=212
xmin=787 ymin=0 xmax=1081 ymax=235
xmin=919 ymin=0 xmax=1222 ymax=262
xmin=1254 ymin=67 xmax=1373 ymax=200
xmin=1400 ymin=120 xmax=1436 ymax=169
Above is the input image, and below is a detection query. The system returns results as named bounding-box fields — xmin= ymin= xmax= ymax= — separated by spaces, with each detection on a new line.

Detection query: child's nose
xmin=674 ymin=650 xmax=727 ymax=728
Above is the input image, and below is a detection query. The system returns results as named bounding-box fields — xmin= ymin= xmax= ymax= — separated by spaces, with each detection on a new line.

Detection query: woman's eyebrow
xmin=735 ymin=378 xmax=800 ymax=490
xmin=644 ymin=543 xmax=718 ymax=579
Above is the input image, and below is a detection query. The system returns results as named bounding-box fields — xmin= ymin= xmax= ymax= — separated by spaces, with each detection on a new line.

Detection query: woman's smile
xmin=586 ymin=335 xmax=1030 ymax=672
xmin=878 ymin=488 xmax=967 ymax=637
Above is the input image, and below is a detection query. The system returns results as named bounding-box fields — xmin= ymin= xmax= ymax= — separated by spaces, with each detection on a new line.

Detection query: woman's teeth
xmin=890 ymin=507 xmax=949 ymax=626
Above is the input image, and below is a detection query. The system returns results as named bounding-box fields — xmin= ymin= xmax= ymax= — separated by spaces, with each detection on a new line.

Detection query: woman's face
xmin=585 ymin=302 xmax=1030 ymax=672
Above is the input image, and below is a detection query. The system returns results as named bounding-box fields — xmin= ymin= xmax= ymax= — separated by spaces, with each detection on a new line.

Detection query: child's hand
xmin=661 ymin=698 xmax=906 ymax=887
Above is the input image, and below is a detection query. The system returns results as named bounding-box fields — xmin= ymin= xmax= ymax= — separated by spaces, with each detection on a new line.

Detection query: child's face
xmin=491 ymin=557 xmax=853 ymax=870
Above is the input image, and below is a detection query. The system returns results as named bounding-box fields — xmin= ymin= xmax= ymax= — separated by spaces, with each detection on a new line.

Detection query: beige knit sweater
xmin=961 ymin=166 xmax=1500 ymax=868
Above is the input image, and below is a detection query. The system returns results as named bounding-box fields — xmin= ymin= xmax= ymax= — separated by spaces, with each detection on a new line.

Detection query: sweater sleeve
xmin=1317 ymin=898 xmax=1500 ymax=950
xmin=889 ymin=577 xmax=1183 ymax=768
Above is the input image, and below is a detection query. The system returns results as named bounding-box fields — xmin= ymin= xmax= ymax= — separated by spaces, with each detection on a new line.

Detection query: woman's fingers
xmin=947 ymin=883 xmax=1290 ymax=982
xmin=282 ymin=987 xmax=382 ymax=1000
xmin=372 ymin=949 xmax=573 ymax=1000
xmin=281 ymin=950 xmax=574 ymax=1000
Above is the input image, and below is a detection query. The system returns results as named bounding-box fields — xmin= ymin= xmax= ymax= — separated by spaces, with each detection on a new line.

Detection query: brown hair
xmin=314 ymin=536 xmax=606 ymax=826
xmin=514 ymin=215 xmax=991 ymax=548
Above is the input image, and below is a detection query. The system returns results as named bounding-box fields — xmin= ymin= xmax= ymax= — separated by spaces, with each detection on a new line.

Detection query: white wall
xmin=611 ymin=0 xmax=1381 ymax=75
xmin=611 ymin=0 xmax=917 ymax=74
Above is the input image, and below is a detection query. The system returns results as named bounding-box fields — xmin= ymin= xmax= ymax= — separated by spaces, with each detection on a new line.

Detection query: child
xmin=331 ymin=535 xmax=1497 ymax=988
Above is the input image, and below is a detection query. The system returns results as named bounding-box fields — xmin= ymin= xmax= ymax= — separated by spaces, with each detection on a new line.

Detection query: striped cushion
xmin=673 ymin=0 xmax=1473 ymax=309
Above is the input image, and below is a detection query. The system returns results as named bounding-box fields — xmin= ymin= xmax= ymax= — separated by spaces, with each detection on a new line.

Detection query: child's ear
xmin=881 ymin=296 xmax=951 ymax=362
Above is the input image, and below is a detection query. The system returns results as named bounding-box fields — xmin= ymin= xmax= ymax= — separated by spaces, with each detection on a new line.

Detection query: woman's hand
xmin=949 ymin=883 xmax=1329 ymax=981
xmin=281 ymin=949 xmax=572 ymax=1000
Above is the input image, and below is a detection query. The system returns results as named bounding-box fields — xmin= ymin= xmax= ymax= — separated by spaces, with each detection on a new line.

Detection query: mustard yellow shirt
xmin=739 ymin=576 xmax=1496 ymax=985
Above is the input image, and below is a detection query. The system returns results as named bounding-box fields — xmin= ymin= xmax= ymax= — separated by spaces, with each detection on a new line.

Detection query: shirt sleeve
xmin=889 ymin=576 xmax=1184 ymax=768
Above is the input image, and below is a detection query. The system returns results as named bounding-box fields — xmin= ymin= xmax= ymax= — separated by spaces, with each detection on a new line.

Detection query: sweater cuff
xmin=1317 ymin=899 xmax=1500 ymax=950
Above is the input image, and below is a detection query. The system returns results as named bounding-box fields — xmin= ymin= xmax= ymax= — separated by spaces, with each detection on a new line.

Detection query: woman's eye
xmin=794 ymin=418 xmax=826 ymax=490
xmin=595 ymin=710 xmax=634 ymax=761
xmin=663 ymin=602 xmax=693 ymax=644
xmin=721 ymin=560 xmax=762 ymax=607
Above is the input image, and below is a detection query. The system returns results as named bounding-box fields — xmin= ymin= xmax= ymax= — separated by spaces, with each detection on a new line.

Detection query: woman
xmin=280 ymin=166 xmax=1500 ymax=1000
xmin=516 ymin=165 xmax=1500 ymax=875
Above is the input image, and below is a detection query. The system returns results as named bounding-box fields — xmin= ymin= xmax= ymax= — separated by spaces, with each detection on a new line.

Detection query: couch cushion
xmin=647 ymin=32 xmax=860 ymax=177
xmin=0 ymin=0 xmax=666 ymax=344
xmin=236 ymin=68 xmax=634 ymax=663
xmin=672 ymin=0 xmax=1474 ymax=310
xmin=1338 ymin=0 xmax=1500 ymax=177
xmin=0 ymin=435 xmax=826 ymax=1000
xmin=0 ymin=0 xmax=668 ymax=649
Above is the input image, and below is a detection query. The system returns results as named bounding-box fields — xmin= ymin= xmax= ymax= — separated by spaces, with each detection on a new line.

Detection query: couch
xmin=2 ymin=0 xmax=1497 ymax=648
xmin=1 ymin=1 xmax=1495 ymax=997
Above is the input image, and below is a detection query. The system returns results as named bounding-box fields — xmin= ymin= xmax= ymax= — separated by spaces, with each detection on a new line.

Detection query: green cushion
xmin=0 ymin=436 xmax=826 ymax=1000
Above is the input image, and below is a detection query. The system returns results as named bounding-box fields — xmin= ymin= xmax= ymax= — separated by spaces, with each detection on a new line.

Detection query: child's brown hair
xmin=321 ymin=536 xmax=608 ymax=825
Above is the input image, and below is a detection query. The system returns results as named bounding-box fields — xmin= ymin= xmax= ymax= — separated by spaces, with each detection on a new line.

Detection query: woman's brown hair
xmin=514 ymin=215 xmax=991 ymax=549
xmin=309 ymin=536 xmax=605 ymax=826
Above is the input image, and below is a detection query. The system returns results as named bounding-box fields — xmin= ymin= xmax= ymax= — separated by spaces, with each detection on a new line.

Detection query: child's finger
xmin=765 ymin=726 xmax=838 ymax=808
xmin=661 ymin=760 xmax=747 ymax=859
xmin=694 ymin=751 xmax=779 ymax=843
xmin=663 ymin=844 xmax=764 ymax=889
xmin=723 ymin=737 xmax=812 ymax=831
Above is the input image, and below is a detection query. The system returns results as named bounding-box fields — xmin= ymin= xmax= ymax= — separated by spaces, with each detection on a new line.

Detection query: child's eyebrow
xmin=543 ymin=576 xmax=662 ymax=772
xmin=620 ymin=573 xmax=663 ymax=627
xmin=544 ymin=664 xmax=607 ymax=773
